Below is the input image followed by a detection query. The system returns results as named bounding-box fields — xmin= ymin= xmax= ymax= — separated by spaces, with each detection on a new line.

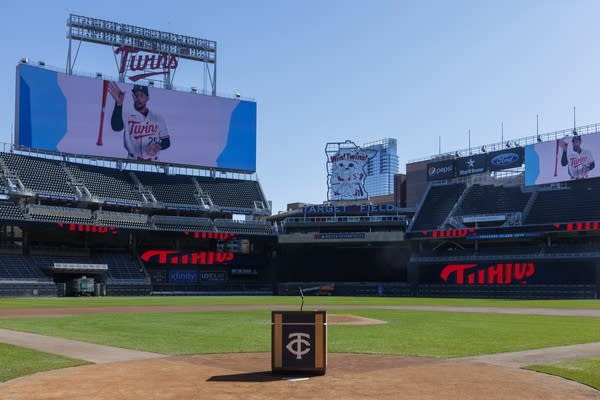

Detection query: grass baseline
xmin=525 ymin=358 xmax=600 ymax=391
xmin=2 ymin=296 xmax=600 ymax=309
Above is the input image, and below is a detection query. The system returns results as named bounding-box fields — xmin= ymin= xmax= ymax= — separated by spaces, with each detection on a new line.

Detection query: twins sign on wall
xmin=15 ymin=64 xmax=256 ymax=171
xmin=328 ymin=146 xmax=376 ymax=200
xmin=525 ymin=133 xmax=598 ymax=185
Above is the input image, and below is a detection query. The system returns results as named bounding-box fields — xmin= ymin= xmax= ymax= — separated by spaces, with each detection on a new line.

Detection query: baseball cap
xmin=132 ymin=85 xmax=149 ymax=96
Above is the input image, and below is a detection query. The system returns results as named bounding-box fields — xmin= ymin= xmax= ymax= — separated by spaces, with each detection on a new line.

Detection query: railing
xmin=411 ymin=251 xmax=600 ymax=262
xmin=283 ymin=215 xmax=407 ymax=225
xmin=408 ymin=122 xmax=600 ymax=164
xmin=1 ymin=146 xmax=258 ymax=181
xmin=21 ymin=59 xmax=254 ymax=101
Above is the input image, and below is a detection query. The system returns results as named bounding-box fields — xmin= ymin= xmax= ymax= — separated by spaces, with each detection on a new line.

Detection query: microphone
xmin=299 ymin=287 xmax=305 ymax=311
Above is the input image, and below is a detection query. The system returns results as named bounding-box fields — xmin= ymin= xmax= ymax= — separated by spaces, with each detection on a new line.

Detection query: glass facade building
xmin=363 ymin=138 xmax=399 ymax=197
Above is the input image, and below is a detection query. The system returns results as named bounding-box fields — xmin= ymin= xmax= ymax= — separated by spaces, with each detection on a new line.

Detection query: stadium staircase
xmin=135 ymin=171 xmax=202 ymax=207
xmin=0 ymin=153 xmax=76 ymax=199
xmin=61 ymin=162 xmax=93 ymax=199
xmin=0 ymin=157 xmax=25 ymax=193
xmin=65 ymin=163 xmax=142 ymax=204
xmin=128 ymin=172 xmax=158 ymax=205
xmin=409 ymin=183 xmax=466 ymax=231
xmin=192 ymin=177 xmax=215 ymax=210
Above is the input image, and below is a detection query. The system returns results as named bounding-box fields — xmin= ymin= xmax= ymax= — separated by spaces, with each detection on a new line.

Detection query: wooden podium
xmin=271 ymin=310 xmax=327 ymax=375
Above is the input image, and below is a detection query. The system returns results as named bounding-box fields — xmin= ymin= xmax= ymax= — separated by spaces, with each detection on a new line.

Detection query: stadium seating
xmin=214 ymin=218 xmax=275 ymax=235
xmin=95 ymin=210 xmax=150 ymax=228
xmin=30 ymin=255 xmax=92 ymax=269
xmin=525 ymin=179 xmax=600 ymax=224
xmin=26 ymin=204 xmax=93 ymax=224
xmin=0 ymin=201 xmax=25 ymax=221
xmin=454 ymin=184 xmax=532 ymax=216
xmin=151 ymin=215 xmax=215 ymax=231
xmin=135 ymin=171 xmax=201 ymax=206
xmin=196 ymin=177 xmax=267 ymax=210
xmin=65 ymin=163 xmax=142 ymax=203
xmin=415 ymin=284 xmax=597 ymax=299
xmin=95 ymin=252 xmax=149 ymax=282
xmin=410 ymin=183 xmax=466 ymax=231
xmin=0 ymin=152 xmax=269 ymax=214
xmin=0 ymin=255 xmax=49 ymax=281
xmin=151 ymin=281 xmax=273 ymax=295
xmin=0 ymin=153 xmax=75 ymax=198
xmin=0 ymin=281 xmax=57 ymax=296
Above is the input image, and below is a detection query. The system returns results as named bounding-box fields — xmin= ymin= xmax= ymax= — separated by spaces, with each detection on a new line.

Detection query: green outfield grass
xmin=526 ymin=358 xmax=600 ymax=391
xmin=2 ymin=295 xmax=600 ymax=310
xmin=0 ymin=343 xmax=88 ymax=382
xmin=0 ymin=309 xmax=599 ymax=357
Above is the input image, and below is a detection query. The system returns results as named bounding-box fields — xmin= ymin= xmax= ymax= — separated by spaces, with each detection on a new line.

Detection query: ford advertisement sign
xmin=487 ymin=148 xmax=524 ymax=171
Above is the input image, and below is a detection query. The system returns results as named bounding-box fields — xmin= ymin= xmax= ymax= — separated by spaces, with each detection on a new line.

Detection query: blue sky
xmin=2 ymin=1 xmax=600 ymax=213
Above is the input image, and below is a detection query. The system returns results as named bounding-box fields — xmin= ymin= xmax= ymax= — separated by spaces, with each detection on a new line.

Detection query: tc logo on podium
xmin=286 ymin=332 xmax=311 ymax=359
xmin=272 ymin=310 xmax=326 ymax=375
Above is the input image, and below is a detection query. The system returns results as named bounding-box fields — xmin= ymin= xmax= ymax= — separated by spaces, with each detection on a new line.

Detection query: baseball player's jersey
xmin=123 ymin=108 xmax=169 ymax=160
xmin=566 ymin=147 xmax=595 ymax=179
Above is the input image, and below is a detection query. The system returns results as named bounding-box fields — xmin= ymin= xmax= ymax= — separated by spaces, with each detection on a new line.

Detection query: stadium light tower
xmin=66 ymin=14 xmax=217 ymax=95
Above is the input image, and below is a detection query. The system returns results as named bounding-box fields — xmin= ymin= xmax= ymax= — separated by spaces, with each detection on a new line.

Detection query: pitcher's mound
xmin=1 ymin=353 xmax=598 ymax=400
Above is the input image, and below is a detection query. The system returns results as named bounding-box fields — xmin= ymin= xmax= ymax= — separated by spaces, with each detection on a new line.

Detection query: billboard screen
xmin=525 ymin=134 xmax=599 ymax=185
xmin=487 ymin=147 xmax=524 ymax=171
xmin=15 ymin=64 xmax=256 ymax=171
xmin=426 ymin=159 xmax=456 ymax=181
xmin=455 ymin=153 xmax=487 ymax=177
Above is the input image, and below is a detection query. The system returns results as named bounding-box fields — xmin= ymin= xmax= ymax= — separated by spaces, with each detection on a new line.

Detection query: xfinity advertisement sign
xmin=426 ymin=160 xmax=455 ymax=181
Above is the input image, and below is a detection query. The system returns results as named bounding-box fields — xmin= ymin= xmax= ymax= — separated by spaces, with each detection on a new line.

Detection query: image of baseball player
xmin=559 ymin=135 xmax=595 ymax=179
xmin=108 ymin=82 xmax=171 ymax=161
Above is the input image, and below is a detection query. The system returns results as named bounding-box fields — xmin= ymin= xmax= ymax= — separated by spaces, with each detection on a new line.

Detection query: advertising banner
xmin=418 ymin=261 xmax=596 ymax=285
xmin=169 ymin=270 xmax=198 ymax=283
xmin=525 ymin=133 xmax=599 ymax=185
xmin=455 ymin=154 xmax=487 ymax=177
xmin=487 ymin=147 xmax=524 ymax=171
xmin=426 ymin=159 xmax=456 ymax=181
xmin=15 ymin=64 xmax=256 ymax=171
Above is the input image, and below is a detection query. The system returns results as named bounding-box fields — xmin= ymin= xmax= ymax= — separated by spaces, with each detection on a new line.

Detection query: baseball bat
xmin=97 ymin=80 xmax=109 ymax=146
xmin=553 ymin=139 xmax=559 ymax=177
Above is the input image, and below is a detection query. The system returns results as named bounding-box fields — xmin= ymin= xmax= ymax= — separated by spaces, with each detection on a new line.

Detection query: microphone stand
xmin=299 ymin=287 xmax=305 ymax=311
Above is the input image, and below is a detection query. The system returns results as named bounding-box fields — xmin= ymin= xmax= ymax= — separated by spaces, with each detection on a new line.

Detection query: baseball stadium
xmin=1 ymin=14 xmax=600 ymax=400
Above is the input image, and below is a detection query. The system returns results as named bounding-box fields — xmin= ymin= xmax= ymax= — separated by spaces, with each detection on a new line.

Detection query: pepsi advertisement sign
xmin=426 ymin=160 xmax=456 ymax=181
xmin=487 ymin=148 xmax=524 ymax=171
